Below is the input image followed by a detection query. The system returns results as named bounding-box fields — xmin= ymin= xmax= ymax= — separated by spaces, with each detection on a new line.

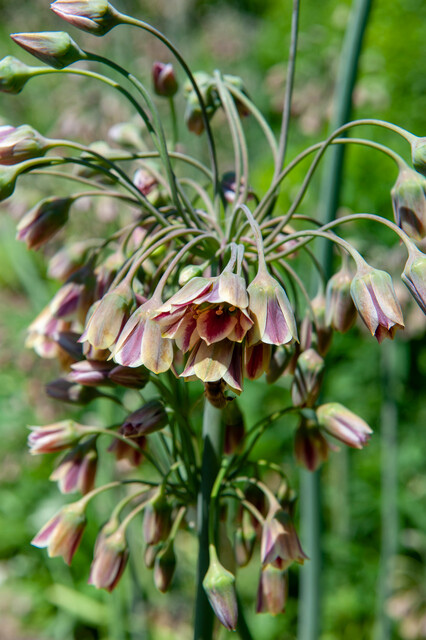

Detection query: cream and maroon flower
xmin=181 ymin=339 xmax=243 ymax=393
xmin=260 ymin=508 xmax=307 ymax=570
xmin=31 ymin=502 xmax=86 ymax=565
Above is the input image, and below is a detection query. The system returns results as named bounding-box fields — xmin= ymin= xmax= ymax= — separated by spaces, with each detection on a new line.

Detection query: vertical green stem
xmin=193 ymin=401 xmax=224 ymax=640
xmin=375 ymin=342 xmax=399 ymax=640
xmin=298 ymin=1 xmax=372 ymax=639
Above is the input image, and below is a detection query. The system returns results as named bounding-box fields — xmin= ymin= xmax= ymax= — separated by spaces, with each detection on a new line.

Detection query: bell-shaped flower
xmin=0 ymin=124 xmax=49 ymax=165
xmin=316 ymin=402 xmax=372 ymax=449
xmin=113 ymin=297 xmax=173 ymax=374
xmin=28 ymin=420 xmax=88 ymax=454
xmin=31 ymin=502 xmax=86 ymax=565
xmin=203 ymin=545 xmax=238 ymax=631
xmin=82 ymin=280 xmax=133 ymax=350
xmin=294 ymin=419 xmax=330 ymax=471
xmin=256 ymin=564 xmax=287 ymax=615
xmin=401 ymin=244 xmax=426 ymax=314
xmin=182 ymin=339 xmax=243 ymax=393
xmin=391 ymin=166 xmax=426 ymax=240
xmin=350 ymin=263 xmax=404 ymax=343
xmin=325 ymin=261 xmax=357 ymax=333
xmin=50 ymin=440 xmax=97 ymax=494
xmin=16 ymin=196 xmax=72 ymax=250
xmin=261 ymin=508 xmax=307 ymax=570
xmin=247 ymin=269 xmax=297 ymax=346
xmin=89 ymin=528 xmax=128 ymax=592
xmin=143 ymin=495 xmax=172 ymax=546
xmin=11 ymin=31 xmax=86 ymax=70
xmin=50 ymin=0 xmax=121 ymax=36
xmin=68 ymin=359 xmax=114 ymax=386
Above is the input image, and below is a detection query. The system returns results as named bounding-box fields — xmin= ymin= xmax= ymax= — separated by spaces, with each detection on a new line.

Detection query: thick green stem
xmin=297 ymin=2 xmax=372 ymax=640
xmin=193 ymin=401 xmax=224 ymax=640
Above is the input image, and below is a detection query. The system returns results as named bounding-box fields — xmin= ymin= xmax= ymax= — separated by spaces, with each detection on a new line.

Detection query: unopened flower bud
xmin=291 ymin=348 xmax=324 ymax=408
xmin=0 ymin=56 xmax=34 ymax=94
xmin=350 ymin=263 xmax=404 ymax=343
xmin=294 ymin=418 xmax=329 ymax=471
xmin=310 ymin=291 xmax=333 ymax=355
xmin=143 ymin=495 xmax=172 ymax=545
xmin=325 ymin=262 xmax=357 ymax=333
xmin=0 ymin=125 xmax=49 ymax=165
xmin=316 ymin=402 xmax=372 ymax=449
xmin=50 ymin=440 xmax=97 ymax=494
xmin=144 ymin=543 xmax=159 ymax=569
xmin=108 ymin=428 xmax=146 ymax=467
xmin=0 ymin=165 xmax=18 ymax=201
xmin=154 ymin=543 xmax=176 ymax=593
xmin=401 ymin=245 xmax=426 ymax=314
xmin=32 ymin=501 xmax=86 ymax=565
xmin=68 ymin=360 xmax=113 ymax=386
xmin=122 ymin=400 xmax=168 ymax=437
xmin=28 ymin=419 xmax=88 ymax=454
xmin=89 ymin=528 xmax=128 ymax=592
xmin=411 ymin=136 xmax=426 ymax=177
xmin=256 ymin=565 xmax=287 ymax=615
xmin=16 ymin=196 xmax=71 ymax=249
xmin=223 ymin=400 xmax=245 ymax=454
xmin=50 ymin=0 xmax=121 ymax=36
xmin=203 ymin=545 xmax=238 ymax=631
xmin=11 ymin=32 xmax=86 ymax=70
xmin=108 ymin=364 xmax=149 ymax=389
xmin=152 ymin=61 xmax=178 ymax=97
xmin=133 ymin=167 xmax=158 ymax=197
xmin=184 ymin=72 xmax=220 ymax=135
xmin=108 ymin=121 xmax=144 ymax=148
xmin=391 ymin=166 xmax=426 ymax=240
xmin=46 ymin=378 xmax=102 ymax=404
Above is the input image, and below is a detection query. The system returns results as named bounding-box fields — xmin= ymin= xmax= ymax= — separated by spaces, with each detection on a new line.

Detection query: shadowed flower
xmin=350 ymin=263 xmax=404 ymax=343
xmin=89 ymin=528 xmax=128 ymax=592
xmin=325 ymin=262 xmax=357 ymax=333
xmin=256 ymin=565 xmax=287 ymax=615
xmin=154 ymin=543 xmax=176 ymax=593
xmin=261 ymin=508 xmax=307 ymax=570
xmin=294 ymin=419 xmax=330 ymax=471
xmin=46 ymin=378 xmax=102 ymax=405
xmin=11 ymin=31 xmax=86 ymax=69
xmin=31 ymin=502 xmax=86 ymax=564
xmin=316 ymin=402 xmax=372 ymax=449
xmin=25 ymin=305 xmax=71 ymax=359
xmin=391 ymin=166 xmax=426 ymax=240
xmin=50 ymin=440 xmax=97 ymax=494
xmin=28 ymin=420 xmax=88 ymax=454
xmin=401 ymin=245 xmax=426 ymax=314
xmin=182 ymin=339 xmax=244 ymax=393
xmin=152 ymin=61 xmax=178 ymax=97
xmin=291 ymin=348 xmax=324 ymax=408
xmin=16 ymin=196 xmax=72 ymax=249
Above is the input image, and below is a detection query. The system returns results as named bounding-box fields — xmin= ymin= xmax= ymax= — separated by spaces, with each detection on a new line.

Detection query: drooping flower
xmin=50 ymin=0 xmax=121 ymax=36
xmin=154 ymin=543 xmax=176 ymax=593
xmin=256 ymin=564 xmax=287 ymax=615
xmin=291 ymin=348 xmax=324 ymax=408
xmin=50 ymin=440 xmax=97 ymax=494
xmin=260 ymin=508 xmax=307 ymax=570
xmin=152 ymin=61 xmax=178 ymax=97
xmin=82 ymin=280 xmax=133 ymax=350
xmin=316 ymin=402 xmax=372 ymax=449
xmin=401 ymin=244 xmax=426 ymax=314
xmin=28 ymin=420 xmax=87 ymax=454
xmin=350 ymin=263 xmax=404 ymax=343
xmin=16 ymin=196 xmax=72 ymax=249
xmin=294 ymin=419 xmax=330 ymax=471
xmin=89 ymin=528 xmax=128 ymax=592
xmin=391 ymin=166 xmax=426 ymax=240
xmin=325 ymin=261 xmax=357 ymax=333
xmin=203 ymin=545 xmax=238 ymax=631
xmin=31 ymin=502 xmax=86 ymax=564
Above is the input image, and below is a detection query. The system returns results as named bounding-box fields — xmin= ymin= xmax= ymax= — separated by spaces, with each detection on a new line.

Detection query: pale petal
xmin=193 ymin=340 xmax=233 ymax=382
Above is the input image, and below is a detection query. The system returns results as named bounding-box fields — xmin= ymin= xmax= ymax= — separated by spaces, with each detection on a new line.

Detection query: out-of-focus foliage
xmin=0 ymin=0 xmax=424 ymax=638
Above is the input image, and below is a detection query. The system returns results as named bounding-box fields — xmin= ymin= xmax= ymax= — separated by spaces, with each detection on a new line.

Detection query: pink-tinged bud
xmin=224 ymin=400 xmax=245 ymax=454
xmin=50 ymin=268 xmax=95 ymax=322
xmin=83 ymin=281 xmax=133 ymax=350
xmin=0 ymin=56 xmax=34 ymax=94
xmin=248 ymin=271 xmax=298 ymax=346
xmin=50 ymin=1 xmax=121 ymax=36
xmin=16 ymin=197 xmax=71 ymax=249
xmin=350 ymin=264 xmax=404 ymax=343
xmin=316 ymin=402 xmax=372 ymax=449
xmin=50 ymin=441 xmax=97 ymax=494
xmin=294 ymin=420 xmax=329 ymax=471
xmin=108 ymin=364 xmax=149 ymax=389
xmin=48 ymin=240 xmax=97 ymax=281
xmin=291 ymin=348 xmax=324 ymax=408
xmin=46 ymin=378 xmax=102 ymax=404
xmin=325 ymin=264 xmax=357 ymax=333
xmin=203 ymin=546 xmax=238 ymax=631
xmin=0 ymin=165 xmax=18 ymax=201
xmin=401 ymin=245 xmax=426 ymax=314
xmin=152 ymin=61 xmax=178 ymax=97
xmin=261 ymin=509 xmax=307 ymax=570
xmin=133 ymin=168 xmax=159 ymax=197
xmin=11 ymin=32 xmax=86 ymax=70
xmin=391 ymin=166 xmax=426 ymax=240
xmin=411 ymin=136 xmax=426 ymax=177
xmin=31 ymin=502 xmax=86 ymax=564
xmin=68 ymin=359 xmax=114 ymax=386
xmin=122 ymin=400 xmax=168 ymax=438
xmin=0 ymin=125 xmax=48 ymax=165
xmin=154 ymin=543 xmax=176 ymax=593
xmin=143 ymin=496 xmax=172 ymax=546
xmin=25 ymin=306 xmax=71 ymax=359
xmin=89 ymin=529 xmax=128 ymax=592
xmin=256 ymin=565 xmax=287 ymax=615
xmin=28 ymin=420 xmax=87 ymax=454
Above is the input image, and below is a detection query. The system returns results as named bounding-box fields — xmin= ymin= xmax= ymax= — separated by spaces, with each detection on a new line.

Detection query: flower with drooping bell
xmin=16 ymin=196 xmax=72 ymax=249
xmin=11 ymin=31 xmax=86 ymax=70
xmin=203 ymin=545 xmax=238 ymax=631
xmin=401 ymin=244 xmax=426 ymax=314
xmin=391 ymin=165 xmax=426 ymax=241
xmin=0 ymin=56 xmax=34 ymax=94
xmin=350 ymin=262 xmax=404 ymax=343
xmin=50 ymin=0 xmax=121 ymax=36
xmin=123 ymin=401 xmax=168 ymax=438
xmin=28 ymin=419 xmax=88 ymax=454
xmin=260 ymin=507 xmax=307 ymax=570
xmin=50 ymin=440 xmax=98 ymax=494
xmin=89 ymin=528 xmax=129 ymax=592
xmin=316 ymin=402 xmax=372 ymax=449
xmin=325 ymin=259 xmax=357 ymax=333
xmin=82 ymin=280 xmax=134 ymax=350
xmin=0 ymin=125 xmax=49 ymax=165
xmin=256 ymin=564 xmax=287 ymax=615
xmin=31 ymin=501 xmax=86 ymax=564
xmin=152 ymin=61 xmax=178 ymax=97
xmin=294 ymin=418 xmax=329 ymax=471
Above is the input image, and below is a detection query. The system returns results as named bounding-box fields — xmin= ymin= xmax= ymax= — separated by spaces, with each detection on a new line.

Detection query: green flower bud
xmin=0 ymin=165 xmax=18 ymax=201
xmin=0 ymin=125 xmax=49 ymax=165
xmin=11 ymin=32 xmax=86 ymax=70
xmin=291 ymin=348 xmax=325 ymax=408
xmin=203 ymin=545 xmax=238 ymax=631
xmin=51 ymin=0 xmax=121 ymax=37
xmin=0 ymin=56 xmax=34 ymax=94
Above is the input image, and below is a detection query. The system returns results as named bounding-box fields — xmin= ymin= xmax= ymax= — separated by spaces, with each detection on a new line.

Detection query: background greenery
xmin=0 ymin=0 xmax=425 ymax=638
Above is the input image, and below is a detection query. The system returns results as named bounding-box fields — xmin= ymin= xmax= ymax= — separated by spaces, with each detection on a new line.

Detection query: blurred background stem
xmin=298 ymin=1 xmax=373 ymax=639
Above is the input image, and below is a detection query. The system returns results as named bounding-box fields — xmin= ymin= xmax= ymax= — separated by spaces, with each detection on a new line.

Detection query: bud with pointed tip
xmin=144 ymin=544 xmax=158 ymax=569
xmin=391 ymin=166 xmax=426 ymax=240
xmin=291 ymin=348 xmax=324 ymax=408
xmin=350 ymin=263 xmax=404 ymax=343
xmin=16 ymin=196 xmax=71 ymax=249
xmin=0 ymin=125 xmax=49 ymax=165
xmin=411 ymin=136 xmax=426 ymax=177
xmin=152 ymin=61 xmax=178 ymax=97
xmin=68 ymin=359 xmax=114 ymax=386
xmin=401 ymin=245 xmax=426 ymax=314
xmin=266 ymin=344 xmax=294 ymax=383
xmin=50 ymin=0 xmax=121 ymax=36
xmin=122 ymin=400 xmax=168 ymax=438
xmin=325 ymin=263 xmax=357 ymax=333
xmin=31 ymin=501 xmax=86 ymax=564
xmin=50 ymin=440 xmax=97 ymax=494
xmin=203 ymin=545 xmax=238 ymax=631
xmin=28 ymin=419 xmax=88 ymax=454
xmin=11 ymin=32 xmax=86 ymax=70
xmin=294 ymin=418 xmax=329 ymax=471
xmin=0 ymin=56 xmax=34 ymax=94
xmin=46 ymin=378 xmax=102 ymax=405
xmin=154 ymin=542 xmax=176 ymax=593
xmin=143 ymin=495 xmax=172 ymax=546
xmin=89 ymin=528 xmax=128 ymax=592
xmin=316 ymin=402 xmax=372 ymax=449
xmin=256 ymin=564 xmax=287 ymax=615
xmin=83 ymin=281 xmax=133 ymax=350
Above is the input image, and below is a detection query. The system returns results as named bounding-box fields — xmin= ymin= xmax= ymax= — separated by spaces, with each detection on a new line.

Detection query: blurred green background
xmin=0 ymin=0 xmax=425 ymax=638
